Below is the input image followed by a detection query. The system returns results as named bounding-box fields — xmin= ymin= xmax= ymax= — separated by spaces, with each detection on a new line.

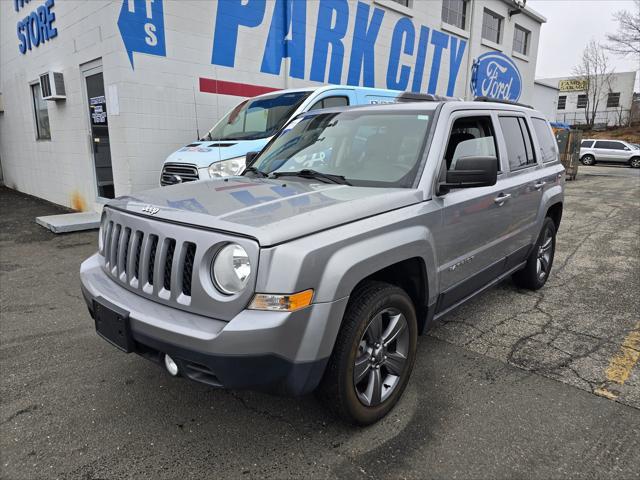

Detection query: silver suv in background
xmin=580 ymin=139 xmax=640 ymax=168
xmin=81 ymin=100 xmax=564 ymax=425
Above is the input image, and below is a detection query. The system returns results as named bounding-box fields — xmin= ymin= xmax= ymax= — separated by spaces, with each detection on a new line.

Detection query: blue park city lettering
xmin=211 ymin=0 xmax=467 ymax=95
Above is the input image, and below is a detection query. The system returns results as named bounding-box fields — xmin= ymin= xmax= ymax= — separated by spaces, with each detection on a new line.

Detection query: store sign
xmin=117 ymin=0 xmax=166 ymax=68
xmin=15 ymin=0 xmax=58 ymax=54
xmin=470 ymin=52 xmax=522 ymax=101
xmin=559 ymin=79 xmax=587 ymax=92
xmin=211 ymin=0 xmax=467 ymax=94
xmin=116 ymin=0 xmax=468 ymax=95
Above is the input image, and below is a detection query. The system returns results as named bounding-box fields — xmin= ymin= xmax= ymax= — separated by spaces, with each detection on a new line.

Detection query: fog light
xmin=164 ymin=354 xmax=179 ymax=376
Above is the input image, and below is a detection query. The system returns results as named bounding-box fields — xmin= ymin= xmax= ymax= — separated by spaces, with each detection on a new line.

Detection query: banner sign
xmin=470 ymin=51 xmax=522 ymax=101
xmin=559 ymin=79 xmax=587 ymax=92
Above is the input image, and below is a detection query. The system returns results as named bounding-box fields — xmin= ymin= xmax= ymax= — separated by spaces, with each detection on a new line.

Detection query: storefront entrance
xmin=82 ymin=61 xmax=114 ymax=199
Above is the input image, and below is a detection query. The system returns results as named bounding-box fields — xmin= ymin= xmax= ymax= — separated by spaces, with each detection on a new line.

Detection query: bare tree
xmin=572 ymin=41 xmax=614 ymax=128
xmin=605 ymin=0 xmax=640 ymax=57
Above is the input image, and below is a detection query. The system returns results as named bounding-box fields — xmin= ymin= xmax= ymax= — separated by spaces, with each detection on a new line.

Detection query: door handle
xmin=494 ymin=193 xmax=511 ymax=205
xmin=534 ymin=181 xmax=546 ymax=190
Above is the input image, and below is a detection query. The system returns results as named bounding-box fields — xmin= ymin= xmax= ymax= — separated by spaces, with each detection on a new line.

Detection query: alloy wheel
xmin=536 ymin=227 xmax=554 ymax=281
xmin=353 ymin=308 xmax=410 ymax=407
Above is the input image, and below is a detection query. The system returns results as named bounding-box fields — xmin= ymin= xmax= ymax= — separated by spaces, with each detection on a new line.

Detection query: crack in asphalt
xmin=431 ymin=176 xmax=640 ymax=411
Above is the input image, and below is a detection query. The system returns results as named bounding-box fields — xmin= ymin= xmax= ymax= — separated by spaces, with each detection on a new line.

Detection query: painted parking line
xmin=595 ymin=321 xmax=640 ymax=400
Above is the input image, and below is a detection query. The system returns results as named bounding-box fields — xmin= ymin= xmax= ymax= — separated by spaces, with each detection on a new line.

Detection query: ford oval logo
xmin=470 ymin=52 xmax=522 ymax=102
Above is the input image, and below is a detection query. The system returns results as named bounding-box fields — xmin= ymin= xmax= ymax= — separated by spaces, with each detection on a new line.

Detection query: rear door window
xmin=531 ymin=118 xmax=557 ymax=163
xmin=499 ymin=116 xmax=537 ymax=171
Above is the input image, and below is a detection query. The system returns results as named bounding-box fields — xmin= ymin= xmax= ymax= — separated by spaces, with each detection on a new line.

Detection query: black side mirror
xmin=245 ymin=151 xmax=260 ymax=166
xmin=438 ymin=156 xmax=498 ymax=195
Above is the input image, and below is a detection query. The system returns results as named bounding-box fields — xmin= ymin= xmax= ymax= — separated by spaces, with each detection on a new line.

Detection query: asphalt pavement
xmin=1 ymin=165 xmax=639 ymax=479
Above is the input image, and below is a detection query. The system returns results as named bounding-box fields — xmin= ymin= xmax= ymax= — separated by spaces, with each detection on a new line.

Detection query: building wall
xmin=532 ymin=81 xmax=559 ymax=120
xmin=0 ymin=0 xmax=544 ymax=210
xmin=538 ymin=71 xmax=637 ymax=127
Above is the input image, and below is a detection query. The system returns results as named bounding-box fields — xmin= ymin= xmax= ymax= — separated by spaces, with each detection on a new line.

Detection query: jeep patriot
xmin=80 ymin=100 xmax=564 ymax=425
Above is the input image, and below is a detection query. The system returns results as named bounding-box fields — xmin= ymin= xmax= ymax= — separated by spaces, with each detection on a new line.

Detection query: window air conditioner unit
xmin=40 ymin=72 xmax=66 ymax=101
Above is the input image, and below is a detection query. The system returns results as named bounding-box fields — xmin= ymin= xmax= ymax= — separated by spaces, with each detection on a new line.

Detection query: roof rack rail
xmin=398 ymin=92 xmax=461 ymax=103
xmin=474 ymin=96 xmax=534 ymax=109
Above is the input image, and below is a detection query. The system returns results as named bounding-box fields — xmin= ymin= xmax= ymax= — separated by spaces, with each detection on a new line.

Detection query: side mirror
xmin=244 ymin=152 xmax=260 ymax=167
xmin=245 ymin=151 xmax=260 ymax=165
xmin=438 ymin=156 xmax=498 ymax=195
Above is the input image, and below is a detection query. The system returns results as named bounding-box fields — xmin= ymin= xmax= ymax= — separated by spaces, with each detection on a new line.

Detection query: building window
xmin=390 ymin=0 xmax=411 ymax=7
xmin=31 ymin=83 xmax=51 ymax=140
xmin=577 ymin=94 xmax=588 ymax=109
xmin=482 ymin=9 xmax=502 ymax=44
xmin=442 ymin=0 xmax=467 ymax=30
xmin=557 ymin=96 xmax=567 ymax=110
xmin=607 ymin=92 xmax=620 ymax=108
xmin=513 ymin=25 xmax=530 ymax=55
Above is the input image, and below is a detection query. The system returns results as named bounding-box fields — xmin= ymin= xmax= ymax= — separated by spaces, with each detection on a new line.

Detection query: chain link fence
xmin=555 ymin=108 xmax=636 ymax=129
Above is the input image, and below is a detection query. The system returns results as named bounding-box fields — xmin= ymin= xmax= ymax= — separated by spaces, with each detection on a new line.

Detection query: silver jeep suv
xmin=80 ymin=100 xmax=564 ymax=425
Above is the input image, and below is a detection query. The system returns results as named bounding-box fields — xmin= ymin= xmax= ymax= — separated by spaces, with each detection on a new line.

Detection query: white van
xmin=160 ymin=86 xmax=435 ymax=185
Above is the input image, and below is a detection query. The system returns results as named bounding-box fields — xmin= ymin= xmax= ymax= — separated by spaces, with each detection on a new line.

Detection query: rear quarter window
xmin=531 ymin=118 xmax=558 ymax=163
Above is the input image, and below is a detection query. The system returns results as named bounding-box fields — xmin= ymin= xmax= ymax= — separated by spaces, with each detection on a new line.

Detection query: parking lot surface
xmin=1 ymin=167 xmax=639 ymax=479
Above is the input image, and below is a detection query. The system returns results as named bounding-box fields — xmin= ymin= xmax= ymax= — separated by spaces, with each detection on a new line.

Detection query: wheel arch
xmin=349 ymin=257 xmax=431 ymax=334
xmin=546 ymin=202 xmax=563 ymax=231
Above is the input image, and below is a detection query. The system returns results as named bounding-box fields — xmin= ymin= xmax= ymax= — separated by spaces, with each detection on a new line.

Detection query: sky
xmin=529 ymin=0 xmax=639 ymax=80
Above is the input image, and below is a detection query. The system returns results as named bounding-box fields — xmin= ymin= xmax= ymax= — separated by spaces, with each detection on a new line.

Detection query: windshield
xmin=249 ymin=110 xmax=433 ymax=188
xmin=204 ymin=91 xmax=312 ymax=141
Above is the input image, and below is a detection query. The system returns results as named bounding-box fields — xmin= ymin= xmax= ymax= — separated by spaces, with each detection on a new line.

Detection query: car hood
xmin=107 ymin=177 xmax=423 ymax=246
xmin=165 ymin=139 xmax=270 ymax=168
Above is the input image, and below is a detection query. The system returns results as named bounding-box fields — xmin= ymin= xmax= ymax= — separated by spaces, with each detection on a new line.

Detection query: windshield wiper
xmin=243 ymin=166 xmax=267 ymax=178
xmin=270 ymin=169 xmax=351 ymax=185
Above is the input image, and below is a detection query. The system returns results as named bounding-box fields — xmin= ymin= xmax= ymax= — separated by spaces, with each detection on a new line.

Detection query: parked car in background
xmin=160 ymin=86 xmax=441 ymax=186
xmin=580 ymin=139 xmax=640 ymax=168
xmin=82 ymin=99 xmax=564 ymax=425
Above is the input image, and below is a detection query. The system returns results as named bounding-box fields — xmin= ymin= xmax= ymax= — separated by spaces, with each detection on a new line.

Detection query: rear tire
xmin=581 ymin=155 xmax=595 ymax=166
xmin=629 ymin=157 xmax=640 ymax=168
xmin=316 ymin=281 xmax=417 ymax=425
xmin=513 ymin=217 xmax=556 ymax=290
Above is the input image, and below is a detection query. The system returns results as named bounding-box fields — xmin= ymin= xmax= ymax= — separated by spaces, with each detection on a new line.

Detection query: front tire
xmin=581 ymin=154 xmax=595 ymax=166
xmin=513 ymin=217 xmax=557 ymax=290
xmin=316 ymin=281 xmax=417 ymax=425
xmin=629 ymin=157 xmax=640 ymax=168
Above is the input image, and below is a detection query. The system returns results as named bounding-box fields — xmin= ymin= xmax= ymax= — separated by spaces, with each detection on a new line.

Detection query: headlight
xmin=208 ymin=156 xmax=246 ymax=178
xmin=212 ymin=244 xmax=251 ymax=294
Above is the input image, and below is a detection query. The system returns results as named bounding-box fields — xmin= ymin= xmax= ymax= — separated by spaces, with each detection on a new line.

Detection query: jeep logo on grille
xmin=142 ymin=205 xmax=160 ymax=215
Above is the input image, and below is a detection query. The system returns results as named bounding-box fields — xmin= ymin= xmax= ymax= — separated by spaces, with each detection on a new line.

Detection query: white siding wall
xmin=0 ymin=0 xmax=543 ymax=210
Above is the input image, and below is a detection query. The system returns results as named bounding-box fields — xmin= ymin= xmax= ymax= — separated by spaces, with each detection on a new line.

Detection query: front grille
xmin=182 ymin=243 xmax=196 ymax=296
xmin=99 ymin=208 xmax=258 ymax=319
xmin=102 ymin=223 xmax=196 ymax=300
xmin=161 ymin=163 xmax=199 ymax=186
xmin=148 ymin=235 xmax=158 ymax=286
xmin=163 ymin=239 xmax=176 ymax=291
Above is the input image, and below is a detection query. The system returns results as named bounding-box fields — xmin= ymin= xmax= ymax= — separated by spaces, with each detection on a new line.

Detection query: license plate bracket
xmin=93 ymin=297 xmax=133 ymax=353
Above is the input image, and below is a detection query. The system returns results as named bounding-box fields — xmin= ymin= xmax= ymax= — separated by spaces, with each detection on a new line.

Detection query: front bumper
xmin=80 ymin=253 xmax=349 ymax=395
